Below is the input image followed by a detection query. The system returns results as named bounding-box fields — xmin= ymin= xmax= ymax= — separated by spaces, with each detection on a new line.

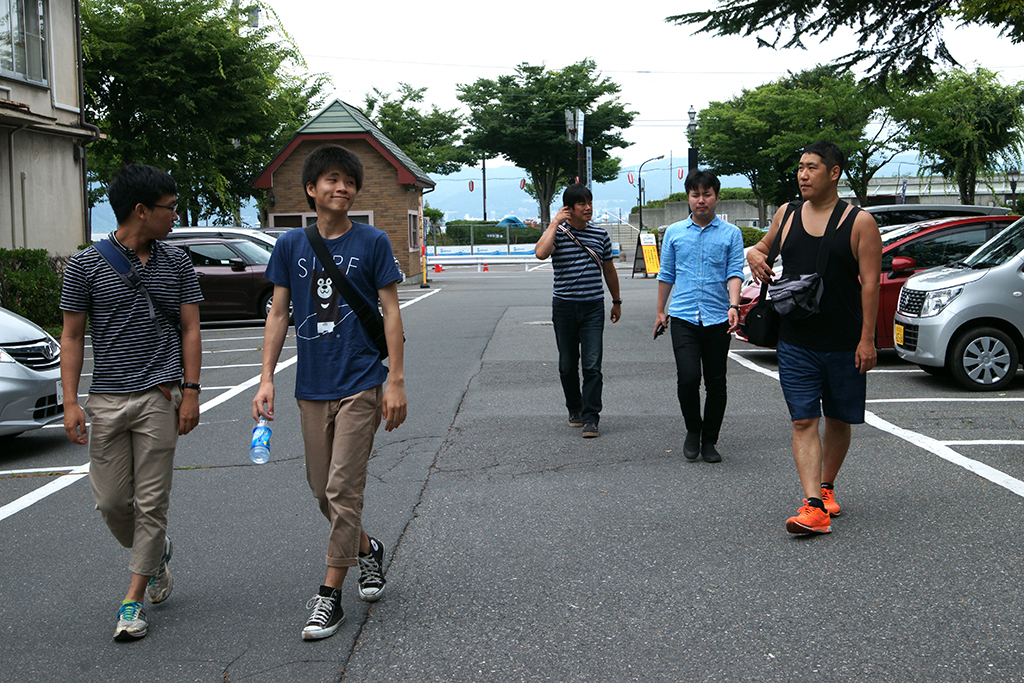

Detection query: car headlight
xmin=0 ymin=348 xmax=16 ymax=363
xmin=919 ymin=286 xmax=963 ymax=317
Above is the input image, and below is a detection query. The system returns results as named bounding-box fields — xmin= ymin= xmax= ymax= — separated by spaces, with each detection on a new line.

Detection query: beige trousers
xmin=85 ymin=385 xmax=180 ymax=576
xmin=298 ymin=385 xmax=382 ymax=568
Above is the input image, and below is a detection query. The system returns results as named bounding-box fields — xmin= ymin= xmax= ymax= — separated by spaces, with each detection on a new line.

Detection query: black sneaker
xmin=701 ymin=441 xmax=722 ymax=463
xmin=358 ymin=537 xmax=387 ymax=602
xmin=683 ymin=432 xmax=700 ymax=460
xmin=582 ymin=422 xmax=599 ymax=438
xmin=568 ymin=412 xmax=583 ymax=428
xmin=302 ymin=586 xmax=344 ymax=640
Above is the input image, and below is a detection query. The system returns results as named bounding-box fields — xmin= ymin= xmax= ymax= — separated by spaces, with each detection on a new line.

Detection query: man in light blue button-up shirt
xmin=654 ymin=170 xmax=744 ymax=463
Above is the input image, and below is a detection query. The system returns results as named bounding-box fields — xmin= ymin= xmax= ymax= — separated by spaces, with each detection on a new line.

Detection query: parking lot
xmin=2 ymin=263 xmax=1023 ymax=682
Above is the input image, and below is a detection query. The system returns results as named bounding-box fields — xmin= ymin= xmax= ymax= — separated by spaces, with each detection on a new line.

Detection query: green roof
xmin=299 ymin=99 xmax=434 ymax=188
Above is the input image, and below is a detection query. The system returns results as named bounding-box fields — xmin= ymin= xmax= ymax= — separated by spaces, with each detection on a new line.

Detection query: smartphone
xmin=653 ymin=323 xmax=666 ymax=340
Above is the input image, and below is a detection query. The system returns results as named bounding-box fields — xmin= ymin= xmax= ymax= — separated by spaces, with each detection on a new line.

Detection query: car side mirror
xmin=229 ymin=258 xmax=246 ymax=271
xmin=891 ymin=255 xmax=917 ymax=274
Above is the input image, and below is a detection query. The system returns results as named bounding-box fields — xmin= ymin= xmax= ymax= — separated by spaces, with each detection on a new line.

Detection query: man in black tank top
xmin=746 ymin=141 xmax=882 ymax=536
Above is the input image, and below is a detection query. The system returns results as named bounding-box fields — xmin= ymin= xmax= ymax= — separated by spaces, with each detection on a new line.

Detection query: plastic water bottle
xmin=250 ymin=416 xmax=271 ymax=464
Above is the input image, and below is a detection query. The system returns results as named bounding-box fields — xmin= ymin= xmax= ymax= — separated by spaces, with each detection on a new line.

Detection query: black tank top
xmin=778 ymin=201 xmax=864 ymax=351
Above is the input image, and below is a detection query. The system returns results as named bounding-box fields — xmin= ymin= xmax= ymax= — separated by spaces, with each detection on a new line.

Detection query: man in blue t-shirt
xmin=535 ymin=184 xmax=622 ymax=439
xmin=655 ymin=170 xmax=745 ymax=463
xmin=253 ymin=144 xmax=406 ymax=640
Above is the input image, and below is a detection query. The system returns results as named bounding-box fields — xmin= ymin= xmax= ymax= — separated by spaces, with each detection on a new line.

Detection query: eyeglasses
xmin=152 ymin=203 xmax=178 ymax=213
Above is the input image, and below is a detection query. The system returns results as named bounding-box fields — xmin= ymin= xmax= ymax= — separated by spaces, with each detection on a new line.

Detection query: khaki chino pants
xmin=85 ymin=385 xmax=181 ymax=577
xmin=298 ymin=385 xmax=382 ymax=568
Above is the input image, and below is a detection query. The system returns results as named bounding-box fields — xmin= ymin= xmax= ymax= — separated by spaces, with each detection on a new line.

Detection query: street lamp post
xmin=1009 ymin=168 xmax=1020 ymax=212
xmin=637 ymin=155 xmax=664 ymax=232
xmin=687 ymin=105 xmax=699 ymax=174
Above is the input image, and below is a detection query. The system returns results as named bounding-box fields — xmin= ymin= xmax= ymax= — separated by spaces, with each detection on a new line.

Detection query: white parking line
xmin=1 ymin=288 xmax=442 ymax=523
xmin=729 ymin=351 xmax=1024 ymax=499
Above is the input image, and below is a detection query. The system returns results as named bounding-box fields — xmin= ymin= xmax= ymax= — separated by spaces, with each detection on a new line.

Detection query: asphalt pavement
xmin=2 ymin=261 xmax=1023 ymax=682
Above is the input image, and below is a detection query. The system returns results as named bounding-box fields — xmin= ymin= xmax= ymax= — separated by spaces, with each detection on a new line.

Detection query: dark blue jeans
xmin=552 ymin=298 xmax=605 ymax=425
xmin=670 ymin=317 xmax=731 ymax=444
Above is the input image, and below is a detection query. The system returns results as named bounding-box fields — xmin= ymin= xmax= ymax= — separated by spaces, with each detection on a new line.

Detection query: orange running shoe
xmin=821 ymin=487 xmax=841 ymax=517
xmin=786 ymin=500 xmax=831 ymax=534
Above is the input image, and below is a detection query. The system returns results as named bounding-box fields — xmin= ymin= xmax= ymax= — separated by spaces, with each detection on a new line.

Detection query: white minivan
xmin=893 ymin=216 xmax=1024 ymax=391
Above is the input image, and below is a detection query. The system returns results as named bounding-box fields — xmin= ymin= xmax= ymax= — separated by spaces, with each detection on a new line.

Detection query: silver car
xmin=0 ymin=307 xmax=63 ymax=436
xmin=894 ymin=216 xmax=1024 ymax=391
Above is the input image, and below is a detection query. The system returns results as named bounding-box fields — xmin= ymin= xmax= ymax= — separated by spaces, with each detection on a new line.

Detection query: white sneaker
xmin=146 ymin=536 xmax=173 ymax=604
xmin=114 ymin=601 xmax=148 ymax=641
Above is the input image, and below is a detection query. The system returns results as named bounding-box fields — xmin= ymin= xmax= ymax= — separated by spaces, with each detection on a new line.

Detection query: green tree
xmin=83 ymin=0 xmax=328 ymax=226
xmin=775 ymin=67 xmax=911 ymax=202
xmin=691 ymin=83 xmax=804 ymax=226
xmin=457 ymin=60 xmax=635 ymax=225
xmin=364 ymin=83 xmax=475 ymax=176
xmin=423 ymin=202 xmax=444 ymax=235
xmin=668 ymin=0 xmax=1023 ymax=84
xmin=898 ymin=68 xmax=1024 ymax=204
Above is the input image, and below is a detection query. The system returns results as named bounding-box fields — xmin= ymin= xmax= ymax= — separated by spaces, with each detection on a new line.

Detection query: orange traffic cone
xmin=482 ymin=263 xmax=489 ymax=271
xmin=433 ymin=263 xmax=443 ymax=273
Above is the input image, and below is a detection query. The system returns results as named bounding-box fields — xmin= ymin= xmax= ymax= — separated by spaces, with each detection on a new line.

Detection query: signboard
xmin=632 ymin=233 xmax=660 ymax=278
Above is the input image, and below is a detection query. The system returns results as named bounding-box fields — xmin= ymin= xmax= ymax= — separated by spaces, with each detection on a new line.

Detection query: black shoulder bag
xmin=303 ymin=225 xmax=390 ymax=360
xmin=768 ymin=200 xmax=857 ymax=320
xmin=744 ymin=202 xmax=800 ymax=347
xmin=93 ymin=235 xmax=180 ymax=338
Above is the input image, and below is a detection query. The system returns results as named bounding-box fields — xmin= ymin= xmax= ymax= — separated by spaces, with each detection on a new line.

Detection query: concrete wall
xmin=629 ymin=199 xmax=762 ymax=231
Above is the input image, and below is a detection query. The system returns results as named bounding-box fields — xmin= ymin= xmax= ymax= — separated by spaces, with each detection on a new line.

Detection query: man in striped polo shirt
xmin=60 ymin=164 xmax=203 ymax=641
xmin=535 ymin=184 xmax=622 ymax=438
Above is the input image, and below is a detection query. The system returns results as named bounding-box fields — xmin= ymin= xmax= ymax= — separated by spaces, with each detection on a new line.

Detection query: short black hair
xmin=301 ymin=144 xmax=364 ymax=210
xmin=802 ymin=140 xmax=846 ymax=173
xmin=562 ymin=183 xmax=593 ymax=208
xmin=108 ymin=164 xmax=177 ymax=224
xmin=684 ymin=169 xmax=720 ymax=196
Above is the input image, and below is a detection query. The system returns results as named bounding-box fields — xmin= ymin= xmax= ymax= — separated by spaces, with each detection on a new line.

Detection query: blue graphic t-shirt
xmin=265 ymin=223 xmax=401 ymax=400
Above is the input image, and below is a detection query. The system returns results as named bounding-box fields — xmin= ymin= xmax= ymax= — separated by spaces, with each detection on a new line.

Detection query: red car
xmin=736 ymin=214 xmax=1021 ymax=348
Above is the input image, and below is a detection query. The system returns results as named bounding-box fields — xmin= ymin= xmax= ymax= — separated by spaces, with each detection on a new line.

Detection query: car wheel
xmin=260 ymin=290 xmax=293 ymax=321
xmin=949 ymin=327 xmax=1019 ymax=391
xmin=260 ymin=291 xmax=273 ymax=319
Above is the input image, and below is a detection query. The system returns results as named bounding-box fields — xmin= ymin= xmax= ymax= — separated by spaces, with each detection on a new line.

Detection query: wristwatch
xmin=729 ymin=305 xmax=741 ymax=310
xmin=612 ymin=299 xmax=623 ymax=305
xmin=182 ymin=382 xmax=202 ymax=393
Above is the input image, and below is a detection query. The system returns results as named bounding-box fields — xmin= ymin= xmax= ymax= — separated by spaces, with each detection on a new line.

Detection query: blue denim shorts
xmin=777 ymin=339 xmax=866 ymax=424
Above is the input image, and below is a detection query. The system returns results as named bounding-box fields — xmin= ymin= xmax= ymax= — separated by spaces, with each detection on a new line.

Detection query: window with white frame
xmin=408 ymin=211 xmax=420 ymax=251
xmin=0 ymin=0 xmax=47 ymax=86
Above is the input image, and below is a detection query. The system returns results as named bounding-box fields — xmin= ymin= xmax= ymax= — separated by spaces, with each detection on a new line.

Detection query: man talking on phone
xmin=654 ymin=169 xmax=744 ymax=463
xmin=535 ymin=184 xmax=621 ymax=439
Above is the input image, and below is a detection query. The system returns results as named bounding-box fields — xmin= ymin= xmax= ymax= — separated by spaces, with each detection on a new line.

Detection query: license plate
xmin=894 ymin=323 xmax=904 ymax=346
xmin=56 ymin=380 xmax=63 ymax=406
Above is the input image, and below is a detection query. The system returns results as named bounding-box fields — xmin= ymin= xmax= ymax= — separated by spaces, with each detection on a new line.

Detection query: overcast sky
xmin=261 ymin=0 xmax=1024 ymax=171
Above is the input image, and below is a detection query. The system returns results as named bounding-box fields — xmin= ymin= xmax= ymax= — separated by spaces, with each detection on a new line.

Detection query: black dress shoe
xmin=683 ymin=432 xmax=700 ymax=460
xmin=701 ymin=442 xmax=722 ymax=463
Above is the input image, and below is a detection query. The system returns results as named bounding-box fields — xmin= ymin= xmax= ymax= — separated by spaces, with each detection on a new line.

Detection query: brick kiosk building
xmin=253 ymin=99 xmax=435 ymax=283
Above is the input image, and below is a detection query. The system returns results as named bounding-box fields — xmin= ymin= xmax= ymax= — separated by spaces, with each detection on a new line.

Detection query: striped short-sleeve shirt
xmin=551 ymin=222 xmax=613 ymax=302
xmin=60 ymin=237 xmax=203 ymax=394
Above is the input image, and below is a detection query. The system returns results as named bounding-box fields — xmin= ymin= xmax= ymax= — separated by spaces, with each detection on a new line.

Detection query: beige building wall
xmin=1 ymin=0 xmax=94 ymax=255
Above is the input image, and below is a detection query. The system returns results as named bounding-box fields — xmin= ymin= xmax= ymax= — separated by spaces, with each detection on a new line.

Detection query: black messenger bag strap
xmin=93 ymin=236 xmax=176 ymax=337
xmin=759 ymin=201 xmax=800 ymax=302
xmin=303 ymin=225 xmax=389 ymax=360
xmin=814 ymin=200 xmax=853 ymax=277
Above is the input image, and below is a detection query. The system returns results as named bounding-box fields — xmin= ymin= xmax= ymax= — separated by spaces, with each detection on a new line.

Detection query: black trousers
xmin=670 ymin=317 xmax=731 ymax=444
